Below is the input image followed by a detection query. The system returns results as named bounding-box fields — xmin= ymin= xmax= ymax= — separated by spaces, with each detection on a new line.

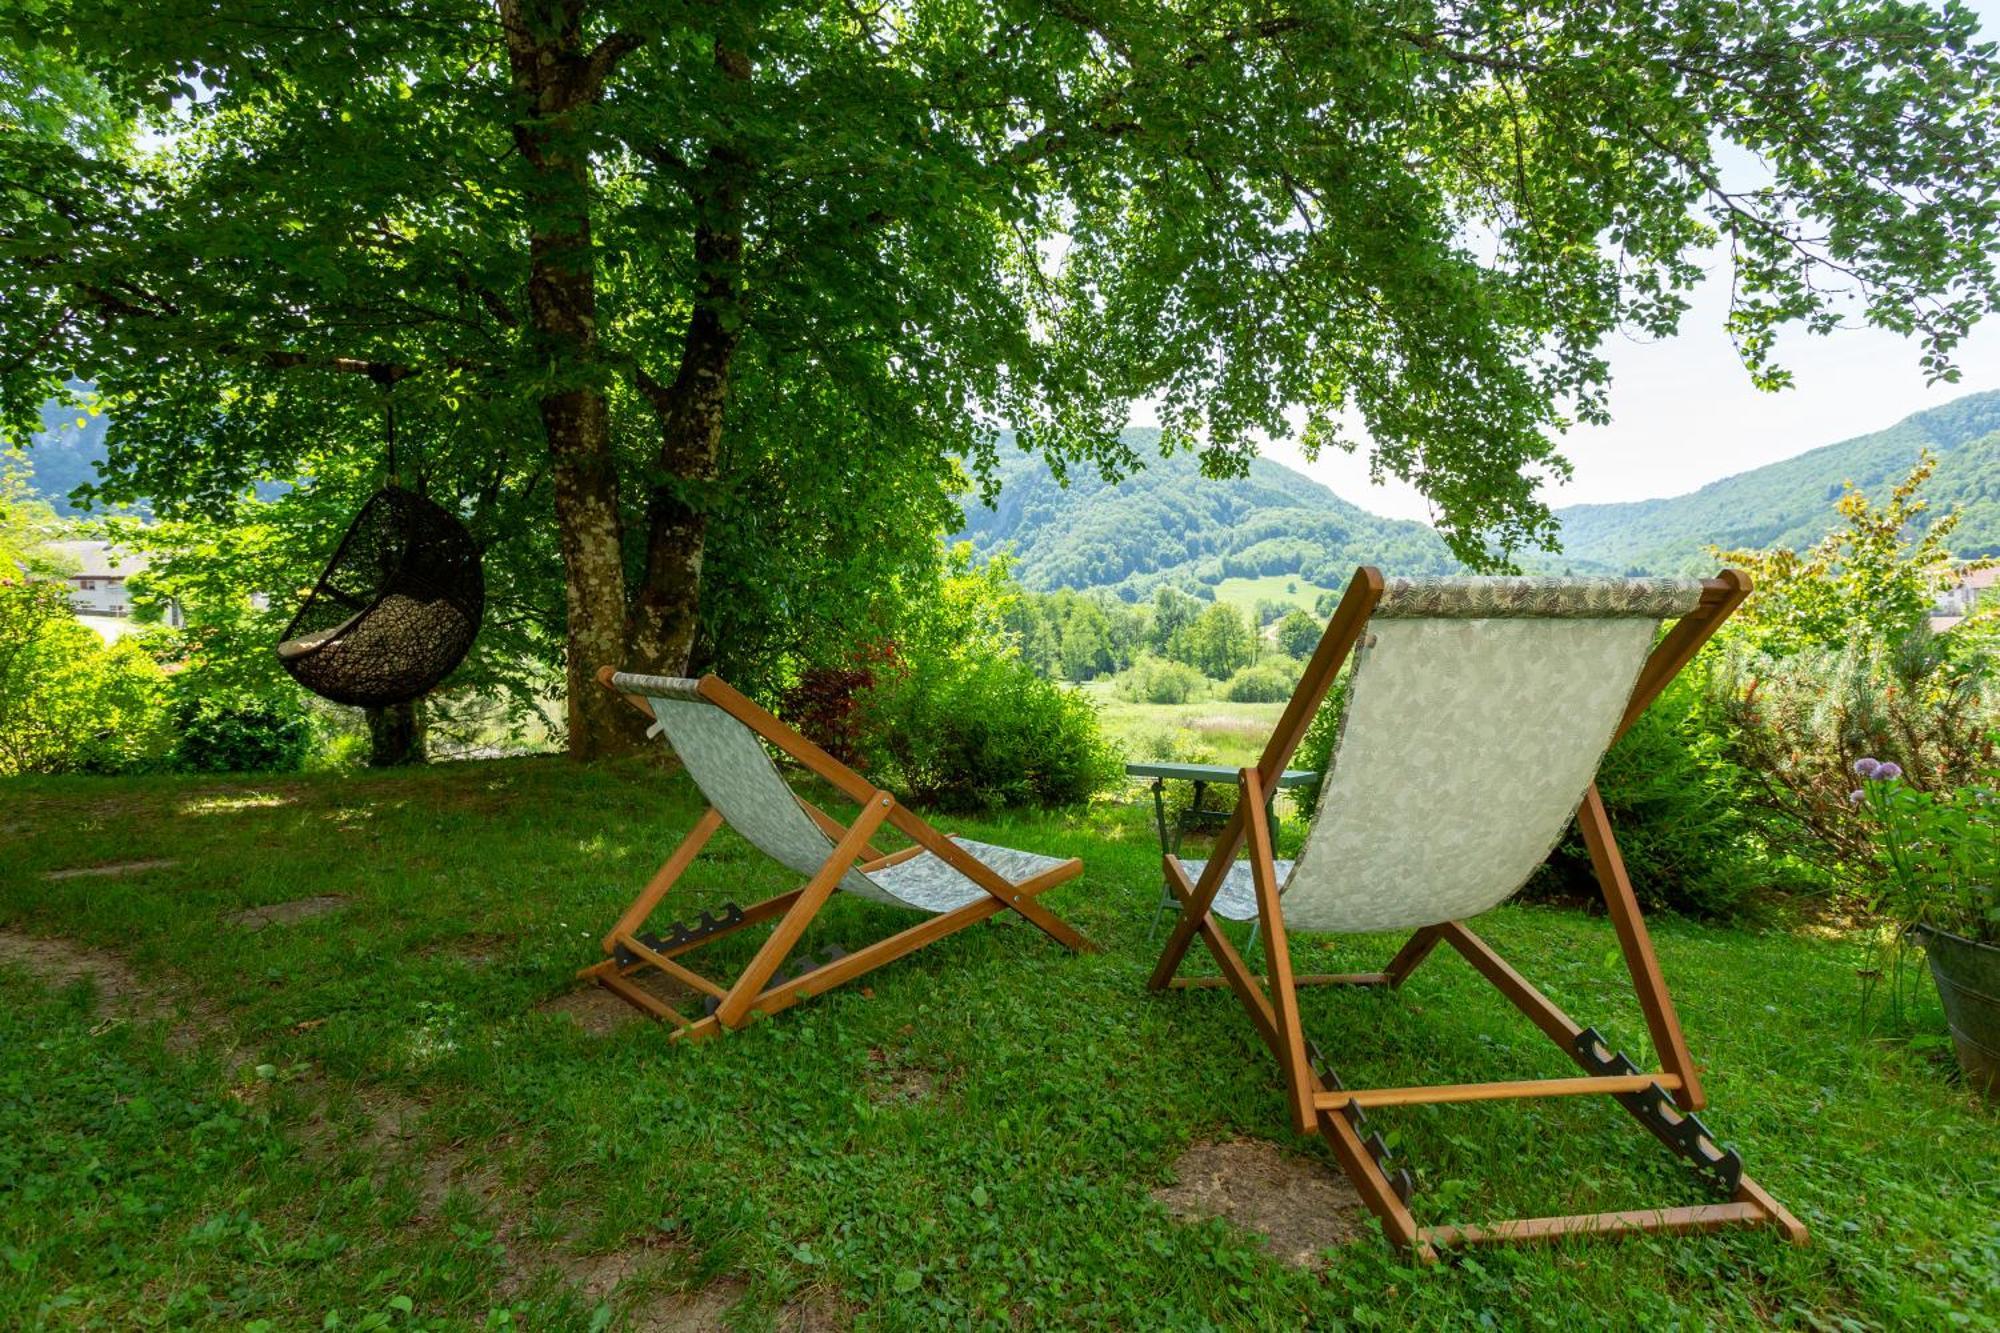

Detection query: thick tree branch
xmin=582 ymin=30 xmax=644 ymax=92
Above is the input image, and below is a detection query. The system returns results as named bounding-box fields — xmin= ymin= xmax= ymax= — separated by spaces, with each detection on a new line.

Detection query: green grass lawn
xmin=2 ymin=758 xmax=1994 ymax=1329
xmin=1079 ymin=680 xmax=1287 ymax=771
xmin=1210 ymin=576 xmax=1337 ymax=624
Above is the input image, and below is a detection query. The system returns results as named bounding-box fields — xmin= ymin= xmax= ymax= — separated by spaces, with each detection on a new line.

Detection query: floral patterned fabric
xmin=1278 ymin=615 xmax=1659 ymax=933
xmin=641 ymin=696 xmax=1069 ymax=915
xmin=1172 ymin=857 xmax=1291 ymax=923
xmin=1372 ymin=576 xmax=1703 ymax=620
xmin=865 ymin=838 xmax=1075 ymax=914
xmin=611 ymin=672 xmax=706 ymax=701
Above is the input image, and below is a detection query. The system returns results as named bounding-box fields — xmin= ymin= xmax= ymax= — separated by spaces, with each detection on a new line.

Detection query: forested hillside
xmin=958 ymin=394 xmax=2000 ymax=594
xmin=17 ymin=396 xmax=114 ymax=517
xmin=1548 ymin=389 xmax=2000 ymax=572
xmin=954 ymin=430 xmax=1458 ymax=597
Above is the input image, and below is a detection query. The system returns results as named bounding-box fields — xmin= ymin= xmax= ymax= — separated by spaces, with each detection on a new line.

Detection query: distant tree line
xmin=1002 ymin=584 xmax=1325 ymax=685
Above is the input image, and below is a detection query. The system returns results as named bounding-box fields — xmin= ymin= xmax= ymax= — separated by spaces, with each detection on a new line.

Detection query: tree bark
xmin=498 ymin=0 xmax=645 ymax=759
xmin=366 ymin=700 xmax=427 ymax=767
xmin=630 ymin=203 xmax=741 ymax=674
xmin=628 ymin=43 xmax=751 ymax=677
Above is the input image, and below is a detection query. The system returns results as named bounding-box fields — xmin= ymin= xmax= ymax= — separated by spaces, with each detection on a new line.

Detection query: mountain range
xmin=954 ymin=390 xmax=2000 ymax=592
xmin=21 ymin=386 xmax=2000 ymax=588
xmin=953 ymin=430 xmax=1457 ymax=597
xmin=16 ymin=397 xmax=116 ymax=517
xmin=1545 ymin=389 xmax=2000 ymax=573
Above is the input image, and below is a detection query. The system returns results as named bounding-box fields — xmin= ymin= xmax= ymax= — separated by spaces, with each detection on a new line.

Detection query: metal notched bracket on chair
xmin=612 ymin=902 xmax=748 ymax=968
xmin=1312 ymin=1041 xmax=1416 ymax=1205
xmin=1575 ymin=1027 xmax=1743 ymax=1196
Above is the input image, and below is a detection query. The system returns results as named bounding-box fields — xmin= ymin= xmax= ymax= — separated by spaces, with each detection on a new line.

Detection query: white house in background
xmin=1930 ymin=565 xmax=2000 ymax=632
xmin=42 ymin=540 xmax=184 ymax=629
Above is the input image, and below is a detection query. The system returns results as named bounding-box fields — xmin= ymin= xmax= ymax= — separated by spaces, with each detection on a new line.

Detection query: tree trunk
xmin=498 ymin=0 xmax=646 ymax=759
xmin=366 ymin=700 xmax=426 ymax=767
xmin=628 ymin=45 xmax=750 ymax=676
xmin=629 ymin=218 xmax=741 ymax=673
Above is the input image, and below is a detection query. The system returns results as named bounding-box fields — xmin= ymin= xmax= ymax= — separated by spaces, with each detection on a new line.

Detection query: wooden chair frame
xmin=578 ymin=669 xmax=1095 ymax=1041
xmin=1149 ymin=567 xmax=1807 ymax=1260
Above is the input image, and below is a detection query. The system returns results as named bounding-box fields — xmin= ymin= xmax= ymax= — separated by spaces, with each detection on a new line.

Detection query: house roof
xmin=45 ymin=540 xmax=150 ymax=579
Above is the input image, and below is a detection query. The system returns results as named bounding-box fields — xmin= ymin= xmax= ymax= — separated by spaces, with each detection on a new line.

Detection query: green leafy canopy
xmin=4 ymin=0 xmax=1998 ymax=615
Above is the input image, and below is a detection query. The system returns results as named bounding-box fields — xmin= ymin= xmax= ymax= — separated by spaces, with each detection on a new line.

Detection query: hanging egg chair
xmin=276 ymin=485 xmax=484 ymax=708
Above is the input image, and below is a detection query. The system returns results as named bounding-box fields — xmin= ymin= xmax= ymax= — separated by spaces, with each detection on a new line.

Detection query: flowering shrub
xmin=1851 ymin=756 xmax=2000 ymax=946
xmin=1711 ymin=630 xmax=1996 ymax=868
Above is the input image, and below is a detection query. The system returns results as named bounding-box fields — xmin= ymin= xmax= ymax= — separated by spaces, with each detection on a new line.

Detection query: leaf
xmin=893 ymin=1268 xmax=922 ymax=1294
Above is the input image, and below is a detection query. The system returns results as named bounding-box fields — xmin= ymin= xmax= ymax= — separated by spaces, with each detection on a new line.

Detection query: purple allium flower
xmin=1853 ymin=757 xmax=1881 ymax=778
xmin=1849 ymin=789 xmax=1866 ymax=805
xmin=1876 ymin=762 xmax=1903 ymax=781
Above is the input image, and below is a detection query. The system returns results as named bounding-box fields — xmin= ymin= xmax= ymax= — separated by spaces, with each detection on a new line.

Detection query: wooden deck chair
xmin=1148 ymin=568 xmax=1807 ymax=1260
xmin=579 ymin=669 xmax=1095 ymax=1041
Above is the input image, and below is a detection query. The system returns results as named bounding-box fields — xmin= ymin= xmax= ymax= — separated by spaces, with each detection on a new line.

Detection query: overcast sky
xmin=1158 ymin=0 xmax=2000 ymax=523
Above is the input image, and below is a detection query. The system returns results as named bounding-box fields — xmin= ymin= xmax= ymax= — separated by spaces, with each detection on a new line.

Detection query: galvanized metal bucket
xmin=1919 ymin=926 xmax=2000 ymax=1100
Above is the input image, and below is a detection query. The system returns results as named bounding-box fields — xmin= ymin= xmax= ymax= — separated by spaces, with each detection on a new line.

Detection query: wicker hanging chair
xmin=277 ymin=486 xmax=484 ymax=708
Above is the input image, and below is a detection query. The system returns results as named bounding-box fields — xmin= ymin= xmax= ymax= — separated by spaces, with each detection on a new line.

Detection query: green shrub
xmin=1290 ymin=671 xmax=1351 ymax=811
xmin=1222 ymin=659 xmax=1300 ymax=703
xmin=1114 ymin=655 xmax=1206 ymax=705
xmin=1531 ymin=670 xmax=1775 ymax=919
xmin=0 ymin=579 xmax=172 ymax=775
xmin=1710 ymin=628 xmax=1995 ymax=873
xmin=856 ymin=650 xmax=1121 ymax=812
xmin=171 ymin=691 xmax=315 ymax=774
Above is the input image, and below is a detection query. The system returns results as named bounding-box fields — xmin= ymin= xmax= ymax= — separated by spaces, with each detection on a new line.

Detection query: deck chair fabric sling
xmin=1149 ymin=568 xmax=1806 ymax=1261
xmin=579 ymin=669 xmax=1094 ymax=1041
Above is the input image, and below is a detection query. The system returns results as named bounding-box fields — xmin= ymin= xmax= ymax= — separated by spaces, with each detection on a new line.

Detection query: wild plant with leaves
xmin=1852 ymin=757 xmax=2000 ymax=947
xmin=1715 ymin=625 xmax=1996 ymax=869
xmin=1712 ymin=456 xmax=1999 ymax=871
xmin=1717 ymin=451 xmax=1976 ymax=656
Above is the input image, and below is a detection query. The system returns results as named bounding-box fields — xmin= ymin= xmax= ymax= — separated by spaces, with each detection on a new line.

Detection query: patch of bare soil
xmin=559 ymin=1230 xmax=692 ymax=1304
xmin=418 ymin=1151 xmax=507 ymax=1220
xmin=0 ymin=929 xmax=223 ymax=1050
xmin=778 ymin=1291 xmax=852 ymax=1332
xmin=228 ymin=895 xmax=350 ymax=931
xmin=0 ymin=929 xmax=149 ymax=1001
xmin=43 ymin=858 xmax=178 ymax=880
xmin=537 ymin=972 xmax=694 ymax=1036
xmin=421 ymin=933 xmax=509 ymax=967
xmin=864 ymin=1046 xmax=950 ymax=1105
xmin=626 ymin=1276 xmax=749 ymax=1332
xmin=1151 ymin=1138 xmax=1366 ymax=1269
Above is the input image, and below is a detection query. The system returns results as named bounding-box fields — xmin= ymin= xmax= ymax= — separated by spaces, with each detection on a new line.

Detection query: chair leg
xmin=598 ymin=807 xmax=722 ymax=954
xmin=1159 ymin=857 xmax=1434 ymax=1257
xmin=1577 ymin=784 xmax=1704 ymax=1109
xmin=713 ymin=793 xmax=894 ymax=1029
xmin=1383 ymin=925 xmax=1444 ymax=989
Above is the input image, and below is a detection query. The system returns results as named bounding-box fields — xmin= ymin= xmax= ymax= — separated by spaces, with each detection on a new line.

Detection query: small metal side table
xmin=1127 ymin=761 xmax=1315 ymax=942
